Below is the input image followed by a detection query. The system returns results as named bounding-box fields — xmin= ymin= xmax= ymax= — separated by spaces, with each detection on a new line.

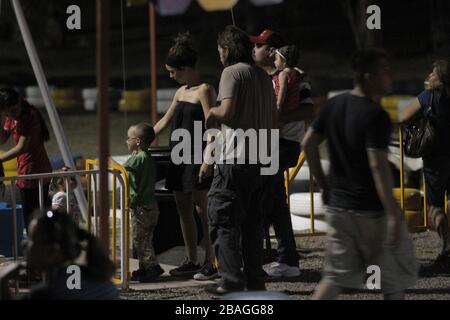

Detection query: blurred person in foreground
xmin=26 ymin=210 xmax=119 ymax=299
xmin=302 ymin=48 xmax=417 ymax=299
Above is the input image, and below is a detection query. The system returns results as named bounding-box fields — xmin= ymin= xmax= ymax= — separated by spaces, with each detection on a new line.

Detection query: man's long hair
xmin=217 ymin=25 xmax=253 ymax=67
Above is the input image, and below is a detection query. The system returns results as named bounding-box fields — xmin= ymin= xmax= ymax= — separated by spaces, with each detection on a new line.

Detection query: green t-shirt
xmin=124 ymin=150 xmax=156 ymax=207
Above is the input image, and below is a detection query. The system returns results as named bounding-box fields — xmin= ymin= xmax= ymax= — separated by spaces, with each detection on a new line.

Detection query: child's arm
xmin=153 ymin=88 xmax=182 ymax=136
xmin=52 ymin=192 xmax=68 ymax=212
xmin=276 ymin=70 xmax=289 ymax=111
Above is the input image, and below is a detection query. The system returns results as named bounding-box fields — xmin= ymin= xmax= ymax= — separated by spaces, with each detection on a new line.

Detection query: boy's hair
xmin=166 ymin=31 xmax=198 ymax=69
xmin=132 ymin=122 xmax=155 ymax=146
xmin=277 ymin=45 xmax=300 ymax=68
xmin=217 ymin=25 xmax=254 ymax=67
xmin=433 ymin=58 xmax=450 ymax=96
xmin=351 ymin=48 xmax=388 ymax=85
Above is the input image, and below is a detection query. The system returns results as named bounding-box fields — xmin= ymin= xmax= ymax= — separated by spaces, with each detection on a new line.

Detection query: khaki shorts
xmin=323 ymin=207 xmax=418 ymax=294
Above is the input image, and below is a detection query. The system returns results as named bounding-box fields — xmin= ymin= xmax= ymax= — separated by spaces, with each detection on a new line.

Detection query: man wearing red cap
xmin=251 ymin=29 xmax=314 ymax=278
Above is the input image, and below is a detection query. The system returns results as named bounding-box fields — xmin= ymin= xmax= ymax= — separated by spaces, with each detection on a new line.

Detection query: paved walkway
xmin=128 ymin=246 xmax=217 ymax=291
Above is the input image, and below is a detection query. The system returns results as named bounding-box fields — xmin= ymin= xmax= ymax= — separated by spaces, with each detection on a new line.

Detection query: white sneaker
xmin=263 ymin=262 xmax=301 ymax=278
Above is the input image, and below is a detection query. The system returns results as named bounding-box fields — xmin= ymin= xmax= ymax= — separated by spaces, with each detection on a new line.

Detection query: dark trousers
xmin=208 ymin=164 xmax=267 ymax=290
xmin=20 ymin=184 xmax=51 ymax=231
xmin=423 ymin=156 xmax=450 ymax=209
xmin=264 ymin=138 xmax=300 ymax=267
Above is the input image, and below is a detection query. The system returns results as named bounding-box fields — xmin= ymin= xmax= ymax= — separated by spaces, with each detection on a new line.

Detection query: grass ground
xmin=40 ymin=111 xmax=171 ymax=160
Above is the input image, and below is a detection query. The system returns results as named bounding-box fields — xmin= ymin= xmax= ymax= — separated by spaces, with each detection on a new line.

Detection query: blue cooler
xmin=0 ymin=203 xmax=24 ymax=257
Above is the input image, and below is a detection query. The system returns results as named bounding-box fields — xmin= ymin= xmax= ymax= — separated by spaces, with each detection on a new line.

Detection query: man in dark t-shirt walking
xmin=302 ymin=48 xmax=417 ymax=299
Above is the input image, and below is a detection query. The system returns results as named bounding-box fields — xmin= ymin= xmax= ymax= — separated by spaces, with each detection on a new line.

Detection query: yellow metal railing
xmin=86 ymin=160 xmax=130 ymax=287
xmin=284 ymin=124 xmax=447 ymax=236
xmin=284 ymin=151 xmax=325 ymax=237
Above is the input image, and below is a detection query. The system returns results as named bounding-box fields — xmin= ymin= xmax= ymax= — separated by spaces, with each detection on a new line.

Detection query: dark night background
xmin=0 ymin=0 xmax=449 ymax=95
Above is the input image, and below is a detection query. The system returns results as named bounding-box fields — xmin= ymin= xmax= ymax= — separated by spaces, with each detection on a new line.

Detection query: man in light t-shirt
xmin=202 ymin=25 xmax=277 ymax=294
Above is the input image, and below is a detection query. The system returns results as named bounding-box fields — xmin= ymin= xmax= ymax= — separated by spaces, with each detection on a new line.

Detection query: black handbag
xmin=404 ymin=91 xmax=439 ymax=158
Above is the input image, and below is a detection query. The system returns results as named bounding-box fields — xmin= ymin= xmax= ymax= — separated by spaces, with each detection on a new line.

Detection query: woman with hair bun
xmin=153 ymin=32 xmax=217 ymax=280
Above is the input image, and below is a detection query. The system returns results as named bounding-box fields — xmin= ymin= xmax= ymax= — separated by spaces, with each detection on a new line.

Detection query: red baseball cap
xmin=250 ymin=30 xmax=285 ymax=48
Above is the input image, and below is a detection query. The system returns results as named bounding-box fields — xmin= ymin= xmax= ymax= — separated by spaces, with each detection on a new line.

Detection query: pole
xmin=10 ymin=0 xmax=88 ymax=221
xmin=96 ymin=0 xmax=110 ymax=250
xmin=149 ymin=2 xmax=157 ymax=126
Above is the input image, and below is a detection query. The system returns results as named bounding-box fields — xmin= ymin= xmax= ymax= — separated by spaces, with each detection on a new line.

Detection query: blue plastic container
xmin=0 ymin=203 xmax=24 ymax=257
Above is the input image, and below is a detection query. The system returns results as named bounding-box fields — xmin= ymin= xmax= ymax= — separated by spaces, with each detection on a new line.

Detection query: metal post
xmin=149 ymin=2 xmax=157 ymax=126
xmin=10 ymin=0 xmax=88 ymax=221
xmin=96 ymin=0 xmax=110 ymax=251
xmin=309 ymin=168 xmax=315 ymax=233
xmin=38 ymin=179 xmax=44 ymax=213
xmin=86 ymin=170 xmax=92 ymax=233
xmin=120 ymin=181 xmax=126 ymax=286
xmin=11 ymin=184 xmax=18 ymax=262
xmin=285 ymin=169 xmax=290 ymax=207
xmin=93 ymin=174 xmax=98 ymax=236
xmin=65 ymin=178 xmax=71 ymax=215
xmin=11 ymin=184 xmax=19 ymax=294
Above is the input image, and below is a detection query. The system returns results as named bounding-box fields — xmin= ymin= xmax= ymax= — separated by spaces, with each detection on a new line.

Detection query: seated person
xmin=25 ymin=209 xmax=119 ymax=300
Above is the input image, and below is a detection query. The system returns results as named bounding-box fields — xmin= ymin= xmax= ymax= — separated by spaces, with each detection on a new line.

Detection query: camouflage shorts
xmin=131 ymin=202 xmax=160 ymax=271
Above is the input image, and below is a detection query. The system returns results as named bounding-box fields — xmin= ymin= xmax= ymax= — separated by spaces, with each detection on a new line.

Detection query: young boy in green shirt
xmin=124 ymin=122 xmax=163 ymax=282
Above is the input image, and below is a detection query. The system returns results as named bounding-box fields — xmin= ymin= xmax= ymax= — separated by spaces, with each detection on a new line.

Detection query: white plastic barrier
xmin=289 ymin=192 xmax=326 ymax=218
xmin=26 ymin=85 xmax=54 ymax=108
xmin=327 ymin=89 xmax=351 ymax=100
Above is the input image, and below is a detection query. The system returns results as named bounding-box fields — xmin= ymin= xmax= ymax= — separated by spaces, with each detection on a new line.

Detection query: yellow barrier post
xmin=309 ymin=168 xmax=315 ymax=233
xmin=285 ymin=169 xmax=290 ymax=207
xmin=86 ymin=162 xmax=92 ymax=233
xmin=288 ymin=151 xmax=306 ymax=183
xmin=112 ymin=175 xmax=117 ymax=264
xmin=445 ymin=192 xmax=448 ymax=214
xmin=86 ymin=160 xmax=130 ymax=285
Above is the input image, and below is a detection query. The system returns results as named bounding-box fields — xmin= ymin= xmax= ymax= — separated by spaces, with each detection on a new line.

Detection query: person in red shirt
xmin=0 ymin=87 xmax=52 ymax=230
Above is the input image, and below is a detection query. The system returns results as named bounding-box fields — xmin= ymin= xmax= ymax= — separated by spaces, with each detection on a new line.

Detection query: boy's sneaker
xmin=140 ymin=265 xmax=165 ymax=282
xmin=263 ymin=262 xmax=301 ymax=278
xmin=131 ymin=265 xmax=164 ymax=283
xmin=169 ymin=258 xmax=201 ymax=277
xmin=193 ymin=262 xmax=219 ymax=281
